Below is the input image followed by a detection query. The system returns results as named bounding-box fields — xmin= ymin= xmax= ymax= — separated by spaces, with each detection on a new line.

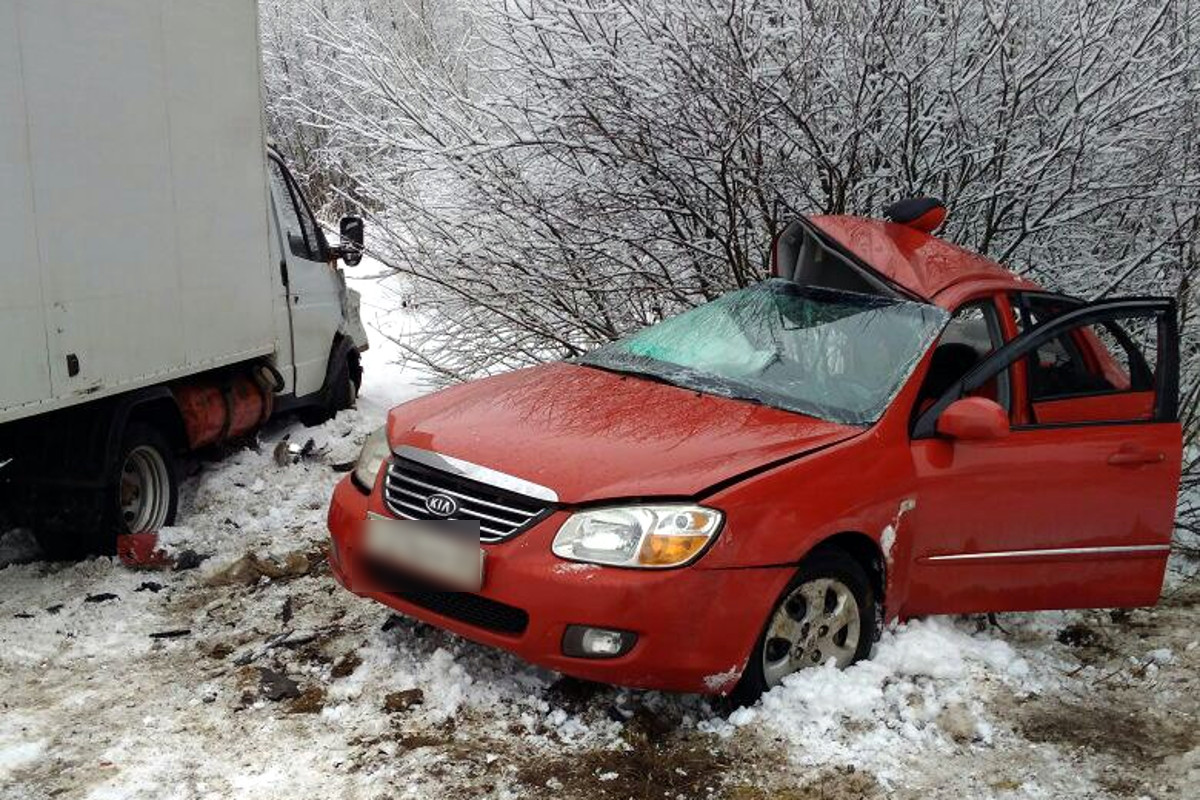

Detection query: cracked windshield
xmin=581 ymin=278 xmax=949 ymax=425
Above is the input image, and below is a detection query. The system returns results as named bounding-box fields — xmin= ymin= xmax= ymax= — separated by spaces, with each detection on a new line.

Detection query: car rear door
xmin=904 ymin=298 xmax=1181 ymax=615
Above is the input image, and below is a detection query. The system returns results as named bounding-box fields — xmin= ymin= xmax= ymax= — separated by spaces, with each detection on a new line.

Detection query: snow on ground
xmin=2 ymin=268 xmax=1200 ymax=799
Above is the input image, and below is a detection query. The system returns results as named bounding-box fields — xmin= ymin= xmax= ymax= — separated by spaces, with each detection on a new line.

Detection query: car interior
xmin=915 ymin=303 xmax=1007 ymax=414
xmin=773 ymin=220 xmax=903 ymax=297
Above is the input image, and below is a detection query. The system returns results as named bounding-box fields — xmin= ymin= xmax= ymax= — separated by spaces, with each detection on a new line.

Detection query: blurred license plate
xmin=364 ymin=512 xmax=483 ymax=590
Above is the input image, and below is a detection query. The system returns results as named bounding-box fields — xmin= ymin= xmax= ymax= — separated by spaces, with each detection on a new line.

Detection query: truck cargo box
xmin=0 ymin=0 xmax=278 ymax=424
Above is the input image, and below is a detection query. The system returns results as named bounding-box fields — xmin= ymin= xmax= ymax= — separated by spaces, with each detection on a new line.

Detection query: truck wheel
xmin=300 ymin=354 xmax=357 ymax=426
xmin=730 ymin=549 xmax=877 ymax=707
xmin=113 ymin=423 xmax=179 ymax=537
xmin=34 ymin=422 xmax=179 ymax=560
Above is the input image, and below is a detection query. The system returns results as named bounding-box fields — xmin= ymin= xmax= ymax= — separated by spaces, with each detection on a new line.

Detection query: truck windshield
xmin=579 ymin=279 xmax=949 ymax=425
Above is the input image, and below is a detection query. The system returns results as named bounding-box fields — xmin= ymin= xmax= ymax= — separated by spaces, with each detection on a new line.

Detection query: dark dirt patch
xmin=516 ymin=728 xmax=731 ymax=799
xmin=726 ymin=766 xmax=883 ymax=799
xmin=384 ymin=688 xmax=424 ymax=713
xmin=396 ymin=732 xmax=452 ymax=750
xmin=545 ymin=676 xmax=610 ymax=712
xmin=1056 ymin=623 xmax=1104 ymax=649
xmin=208 ymin=641 xmax=235 ymax=660
xmin=287 ymin=686 xmax=327 ymax=714
xmin=1016 ymin=698 xmax=1195 ymax=764
xmin=257 ymin=667 xmax=302 ymax=701
xmin=330 ymin=652 xmax=362 ymax=678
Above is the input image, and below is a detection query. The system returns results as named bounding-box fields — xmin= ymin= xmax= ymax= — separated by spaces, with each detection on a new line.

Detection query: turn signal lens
xmin=639 ymin=533 xmax=712 ymax=566
xmin=552 ymin=505 xmax=723 ymax=568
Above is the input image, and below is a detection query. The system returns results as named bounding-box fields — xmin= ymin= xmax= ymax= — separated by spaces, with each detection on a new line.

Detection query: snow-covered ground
xmin=2 ymin=269 xmax=1199 ymax=799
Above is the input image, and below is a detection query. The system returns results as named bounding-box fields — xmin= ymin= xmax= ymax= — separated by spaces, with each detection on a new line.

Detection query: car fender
xmin=694 ymin=410 xmax=920 ymax=621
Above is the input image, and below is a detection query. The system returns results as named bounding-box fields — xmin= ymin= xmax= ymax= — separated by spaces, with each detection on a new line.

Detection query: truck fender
xmin=320 ymin=335 xmax=362 ymax=401
xmin=100 ymin=387 xmax=187 ymax=479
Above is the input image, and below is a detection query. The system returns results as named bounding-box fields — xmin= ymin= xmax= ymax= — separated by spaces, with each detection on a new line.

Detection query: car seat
xmin=918 ymin=342 xmax=981 ymax=409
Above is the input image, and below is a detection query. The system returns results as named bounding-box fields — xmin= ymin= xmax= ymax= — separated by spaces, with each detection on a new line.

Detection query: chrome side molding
xmin=925 ymin=544 xmax=1170 ymax=562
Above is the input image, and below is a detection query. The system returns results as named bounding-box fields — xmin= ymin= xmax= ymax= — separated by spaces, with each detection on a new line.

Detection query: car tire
xmin=730 ymin=548 xmax=877 ymax=708
xmin=35 ymin=422 xmax=179 ymax=560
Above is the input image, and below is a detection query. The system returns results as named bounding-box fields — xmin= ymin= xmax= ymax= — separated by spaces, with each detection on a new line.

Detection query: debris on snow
xmin=702 ymin=666 xmax=741 ymax=693
xmin=202 ymin=550 xmax=313 ymax=587
xmin=384 ymin=688 xmax=425 ymax=713
xmin=258 ymin=668 xmax=302 ymax=702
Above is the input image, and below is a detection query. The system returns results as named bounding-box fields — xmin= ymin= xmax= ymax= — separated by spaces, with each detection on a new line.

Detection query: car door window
xmin=268 ymin=159 xmax=324 ymax=262
xmin=1013 ymin=294 xmax=1107 ymax=401
xmin=914 ymin=299 xmax=1177 ymax=437
xmin=915 ymin=300 xmax=1010 ymax=414
xmin=1027 ymin=314 xmax=1160 ymax=425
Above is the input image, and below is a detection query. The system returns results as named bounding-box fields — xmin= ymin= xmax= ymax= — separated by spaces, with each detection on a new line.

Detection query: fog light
xmin=562 ymin=625 xmax=637 ymax=659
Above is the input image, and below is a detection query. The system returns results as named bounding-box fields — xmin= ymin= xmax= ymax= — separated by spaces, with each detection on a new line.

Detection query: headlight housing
xmin=352 ymin=426 xmax=391 ymax=490
xmin=551 ymin=505 xmax=723 ymax=569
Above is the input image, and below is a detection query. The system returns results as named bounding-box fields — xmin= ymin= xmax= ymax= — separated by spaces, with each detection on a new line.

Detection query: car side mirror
xmin=338 ymin=215 xmax=364 ymax=266
xmin=936 ymin=397 xmax=1010 ymax=441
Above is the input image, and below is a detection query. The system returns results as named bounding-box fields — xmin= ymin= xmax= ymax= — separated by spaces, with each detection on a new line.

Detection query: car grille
xmin=366 ymin=561 xmax=529 ymax=636
xmin=382 ymin=456 xmax=550 ymax=543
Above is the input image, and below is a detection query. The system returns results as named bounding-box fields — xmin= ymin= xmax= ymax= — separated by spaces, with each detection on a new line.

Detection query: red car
xmin=327 ymin=199 xmax=1181 ymax=702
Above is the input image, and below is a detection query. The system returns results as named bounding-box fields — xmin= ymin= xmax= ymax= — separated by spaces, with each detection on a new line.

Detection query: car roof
xmin=808 ymin=215 xmax=1041 ymax=308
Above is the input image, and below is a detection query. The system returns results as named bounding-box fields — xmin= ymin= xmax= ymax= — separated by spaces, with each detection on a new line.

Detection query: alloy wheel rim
xmin=119 ymin=446 xmax=170 ymax=533
xmin=762 ymin=577 xmax=861 ymax=687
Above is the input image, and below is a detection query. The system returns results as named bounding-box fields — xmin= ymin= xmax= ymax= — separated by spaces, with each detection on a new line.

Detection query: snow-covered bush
xmin=262 ymin=0 xmax=1200 ymax=538
xmin=264 ymin=0 xmax=1197 ymax=373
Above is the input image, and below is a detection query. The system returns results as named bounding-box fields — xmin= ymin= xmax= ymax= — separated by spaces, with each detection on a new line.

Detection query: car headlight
xmin=352 ymin=426 xmax=391 ymax=490
xmin=551 ymin=505 xmax=723 ymax=568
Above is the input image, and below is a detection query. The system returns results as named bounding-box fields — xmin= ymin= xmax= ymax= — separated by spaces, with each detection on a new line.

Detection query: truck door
xmin=266 ymin=156 xmax=343 ymax=397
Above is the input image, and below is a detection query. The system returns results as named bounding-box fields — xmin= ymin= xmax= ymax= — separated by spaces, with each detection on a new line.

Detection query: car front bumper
xmin=326 ymin=474 xmax=790 ymax=694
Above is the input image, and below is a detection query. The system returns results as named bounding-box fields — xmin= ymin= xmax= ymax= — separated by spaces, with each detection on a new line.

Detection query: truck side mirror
xmin=936 ymin=397 xmax=1010 ymax=441
xmin=339 ymin=215 xmax=364 ymax=266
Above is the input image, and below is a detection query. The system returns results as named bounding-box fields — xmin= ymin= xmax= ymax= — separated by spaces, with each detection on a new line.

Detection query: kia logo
xmin=425 ymin=493 xmax=459 ymax=517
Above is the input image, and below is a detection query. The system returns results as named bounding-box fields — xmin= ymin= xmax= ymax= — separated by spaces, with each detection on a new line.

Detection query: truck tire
xmin=112 ymin=422 xmax=179 ymax=537
xmin=35 ymin=422 xmax=180 ymax=560
xmin=300 ymin=353 xmax=358 ymax=426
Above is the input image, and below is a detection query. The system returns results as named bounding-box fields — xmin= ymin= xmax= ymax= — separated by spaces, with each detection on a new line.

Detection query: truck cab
xmin=265 ymin=148 xmax=369 ymax=408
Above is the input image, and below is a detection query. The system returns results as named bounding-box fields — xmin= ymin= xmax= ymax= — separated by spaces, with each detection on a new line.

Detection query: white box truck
xmin=0 ymin=0 xmax=370 ymax=557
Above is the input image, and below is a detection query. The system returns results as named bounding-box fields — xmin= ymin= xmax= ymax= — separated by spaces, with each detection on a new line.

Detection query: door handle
xmin=1107 ymin=447 xmax=1165 ymax=466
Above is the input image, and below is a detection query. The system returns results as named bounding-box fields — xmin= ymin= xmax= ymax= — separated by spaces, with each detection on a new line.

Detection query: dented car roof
xmin=808 ymin=215 xmax=1039 ymax=308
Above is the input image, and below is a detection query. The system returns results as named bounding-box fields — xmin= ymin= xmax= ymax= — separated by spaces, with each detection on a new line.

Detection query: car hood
xmin=386 ymin=362 xmax=864 ymax=504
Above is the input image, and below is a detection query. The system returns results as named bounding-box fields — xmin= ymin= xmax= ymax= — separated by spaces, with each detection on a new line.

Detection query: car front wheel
xmin=732 ymin=549 xmax=877 ymax=707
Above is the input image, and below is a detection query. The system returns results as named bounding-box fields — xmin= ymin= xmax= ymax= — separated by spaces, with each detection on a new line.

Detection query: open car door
xmin=904 ymin=297 xmax=1181 ymax=615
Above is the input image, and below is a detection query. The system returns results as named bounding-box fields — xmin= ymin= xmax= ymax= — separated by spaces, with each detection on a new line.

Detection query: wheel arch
xmin=728 ymin=529 xmax=885 ymax=706
xmin=319 ymin=333 xmax=361 ymax=399
xmin=805 ymin=530 xmax=886 ymax=611
xmin=102 ymin=387 xmax=187 ymax=476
